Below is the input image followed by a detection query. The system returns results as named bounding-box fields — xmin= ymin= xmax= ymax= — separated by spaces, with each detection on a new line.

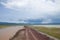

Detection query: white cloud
xmin=0 ymin=0 xmax=60 ymax=23
xmin=1 ymin=0 xmax=58 ymax=12
xmin=1 ymin=0 xmax=28 ymax=9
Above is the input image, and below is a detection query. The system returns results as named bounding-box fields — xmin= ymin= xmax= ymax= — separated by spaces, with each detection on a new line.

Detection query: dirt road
xmin=10 ymin=26 xmax=55 ymax=40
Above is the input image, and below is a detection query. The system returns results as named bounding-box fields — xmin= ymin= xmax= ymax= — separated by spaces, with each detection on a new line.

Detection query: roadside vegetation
xmin=0 ymin=25 xmax=10 ymax=28
xmin=32 ymin=26 xmax=60 ymax=39
xmin=0 ymin=24 xmax=22 ymax=28
xmin=0 ymin=25 xmax=18 ymax=28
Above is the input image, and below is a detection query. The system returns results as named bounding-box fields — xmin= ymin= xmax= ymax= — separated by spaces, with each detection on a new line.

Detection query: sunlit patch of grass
xmin=32 ymin=26 xmax=60 ymax=39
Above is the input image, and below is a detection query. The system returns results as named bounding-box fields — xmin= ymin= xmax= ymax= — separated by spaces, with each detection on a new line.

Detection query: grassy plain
xmin=0 ymin=25 xmax=8 ymax=28
xmin=0 ymin=25 xmax=60 ymax=39
xmin=32 ymin=26 xmax=60 ymax=39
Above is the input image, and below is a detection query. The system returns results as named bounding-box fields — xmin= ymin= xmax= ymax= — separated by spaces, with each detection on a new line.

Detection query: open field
xmin=0 ymin=25 xmax=21 ymax=28
xmin=0 ymin=25 xmax=9 ymax=28
xmin=32 ymin=26 xmax=60 ymax=40
xmin=0 ymin=25 xmax=60 ymax=40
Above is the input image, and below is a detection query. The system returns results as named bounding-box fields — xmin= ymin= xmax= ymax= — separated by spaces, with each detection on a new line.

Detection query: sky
xmin=0 ymin=0 xmax=60 ymax=24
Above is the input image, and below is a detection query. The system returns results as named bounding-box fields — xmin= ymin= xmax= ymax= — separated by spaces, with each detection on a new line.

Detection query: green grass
xmin=0 ymin=25 xmax=17 ymax=28
xmin=0 ymin=25 xmax=9 ymax=28
xmin=32 ymin=26 xmax=60 ymax=39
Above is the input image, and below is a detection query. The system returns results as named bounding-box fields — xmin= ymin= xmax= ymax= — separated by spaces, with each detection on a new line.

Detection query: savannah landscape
xmin=0 ymin=25 xmax=60 ymax=40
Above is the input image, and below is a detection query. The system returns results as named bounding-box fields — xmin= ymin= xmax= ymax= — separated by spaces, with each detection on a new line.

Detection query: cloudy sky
xmin=0 ymin=0 xmax=60 ymax=24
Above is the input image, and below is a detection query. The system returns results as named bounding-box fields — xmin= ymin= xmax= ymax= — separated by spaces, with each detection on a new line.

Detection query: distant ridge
xmin=0 ymin=22 xmax=60 ymax=25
